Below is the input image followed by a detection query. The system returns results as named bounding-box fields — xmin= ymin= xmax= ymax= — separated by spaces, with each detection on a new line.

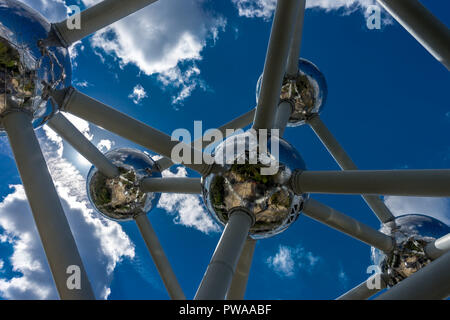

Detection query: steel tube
xmin=273 ymin=101 xmax=292 ymax=137
xmin=292 ymin=170 xmax=450 ymax=197
xmin=48 ymin=113 xmax=119 ymax=178
xmin=303 ymin=199 xmax=394 ymax=252
xmin=2 ymin=111 xmax=95 ymax=300
xmin=135 ymin=214 xmax=185 ymax=300
xmin=337 ymin=274 xmax=387 ymax=300
xmin=52 ymin=0 xmax=158 ymax=47
xmin=286 ymin=0 xmax=306 ymax=76
xmin=156 ymin=108 xmax=256 ymax=171
xmin=195 ymin=210 xmax=254 ymax=300
xmin=425 ymin=233 xmax=450 ymax=260
xmin=307 ymin=115 xmax=394 ymax=223
xmin=375 ymin=250 xmax=450 ymax=300
xmin=226 ymin=238 xmax=257 ymax=300
xmin=376 ymin=0 xmax=450 ymax=70
xmin=140 ymin=177 xmax=201 ymax=194
xmin=54 ymin=88 xmax=210 ymax=175
xmin=253 ymin=0 xmax=300 ymax=129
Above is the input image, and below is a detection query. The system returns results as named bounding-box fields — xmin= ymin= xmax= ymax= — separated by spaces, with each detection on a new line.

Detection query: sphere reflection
xmin=202 ymin=130 xmax=308 ymax=239
xmin=256 ymin=58 xmax=327 ymax=127
xmin=87 ymin=148 xmax=162 ymax=221
xmin=0 ymin=0 xmax=71 ymax=132
xmin=371 ymin=214 xmax=450 ymax=287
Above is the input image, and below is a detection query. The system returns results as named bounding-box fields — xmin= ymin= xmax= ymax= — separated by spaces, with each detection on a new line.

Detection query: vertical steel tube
xmin=47 ymin=113 xmax=119 ymax=178
xmin=274 ymin=101 xmax=292 ymax=137
xmin=302 ymin=199 xmax=394 ymax=252
xmin=307 ymin=115 xmax=395 ymax=223
xmin=376 ymin=0 xmax=450 ymax=70
xmin=226 ymin=238 xmax=257 ymax=300
xmin=2 ymin=111 xmax=95 ymax=300
xmin=53 ymin=0 xmax=159 ymax=47
xmin=286 ymin=0 xmax=306 ymax=76
xmin=337 ymin=274 xmax=387 ymax=300
xmin=195 ymin=210 xmax=254 ymax=300
xmin=425 ymin=233 xmax=450 ymax=260
xmin=375 ymin=251 xmax=450 ymax=300
xmin=253 ymin=0 xmax=300 ymax=129
xmin=135 ymin=214 xmax=185 ymax=300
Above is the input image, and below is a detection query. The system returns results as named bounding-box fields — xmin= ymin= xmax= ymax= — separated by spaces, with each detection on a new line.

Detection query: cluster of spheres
xmin=87 ymin=148 xmax=162 ymax=221
xmin=371 ymin=214 xmax=450 ymax=286
xmin=201 ymin=130 xmax=308 ymax=239
xmin=0 ymin=0 xmax=71 ymax=132
xmin=256 ymin=58 xmax=328 ymax=126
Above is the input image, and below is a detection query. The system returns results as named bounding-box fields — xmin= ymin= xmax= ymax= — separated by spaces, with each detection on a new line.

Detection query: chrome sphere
xmin=371 ymin=214 xmax=450 ymax=287
xmin=202 ymin=130 xmax=308 ymax=239
xmin=87 ymin=148 xmax=162 ymax=221
xmin=256 ymin=58 xmax=327 ymax=127
xmin=0 ymin=0 xmax=71 ymax=132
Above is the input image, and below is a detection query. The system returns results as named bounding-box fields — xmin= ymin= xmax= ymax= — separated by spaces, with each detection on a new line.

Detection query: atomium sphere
xmin=87 ymin=148 xmax=162 ymax=221
xmin=256 ymin=58 xmax=327 ymax=127
xmin=0 ymin=0 xmax=71 ymax=133
xmin=371 ymin=214 xmax=450 ymax=287
xmin=202 ymin=130 xmax=308 ymax=239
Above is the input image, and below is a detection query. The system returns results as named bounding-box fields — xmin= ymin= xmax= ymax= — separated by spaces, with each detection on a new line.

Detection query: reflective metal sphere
xmin=371 ymin=214 xmax=450 ymax=287
xmin=0 ymin=0 xmax=71 ymax=132
xmin=256 ymin=58 xmax=327 ymax=127
xmin=87 ymin=148 xmax=162 ymax=221
xmin=202 ymin=130 xmax=308 ymax=239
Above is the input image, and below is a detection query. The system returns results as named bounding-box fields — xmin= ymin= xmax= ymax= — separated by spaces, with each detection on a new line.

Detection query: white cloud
xmin=0 ymin=126 xmax=135 ymax=300
xmin=157 ymin=166 xmax=220 ymax=234
xmin=18 ymin=0 xmax=69 ymax=22
xmin=266 ymin=244 xmax=320 ymax=278
xmin=96 ymin=139 xmax=115 ymax=153
xmin=231 ymin=0 xmax=382 ymax=20
xmin=85 ymin=0 xmax=226 ymax=104
xmin=62 ymin=112 xmax=93 ymax=141
xmin=384 ymin=196 xmax=450 ymax=226
xmin=128 ymin=84 xmax=148 ymax=105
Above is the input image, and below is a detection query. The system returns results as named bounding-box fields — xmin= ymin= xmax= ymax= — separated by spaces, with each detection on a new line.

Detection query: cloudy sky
xmin=0 ymin=0 xmax=449 ymax=300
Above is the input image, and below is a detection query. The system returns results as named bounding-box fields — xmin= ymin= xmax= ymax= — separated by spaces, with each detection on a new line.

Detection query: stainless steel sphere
xmin=87 ymin=148 xmax=162 ymax=221
xmin=256 ymin=58 xmax=327 ymax=127
xmin=202 ymin=130 xmax=308 ymax=239
xmin=0 ymin=0 xmax=71 ymax=132
xmin=371 ymin=214 xmax=450 ymax=287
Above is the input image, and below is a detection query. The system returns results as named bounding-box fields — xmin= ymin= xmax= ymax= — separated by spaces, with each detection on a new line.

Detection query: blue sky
xmin=0 ymin=0 xmax=449 ymax=300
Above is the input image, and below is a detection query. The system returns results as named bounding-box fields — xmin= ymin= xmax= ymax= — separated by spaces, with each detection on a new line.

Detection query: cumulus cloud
xmin=157 ymin=166 xmax=220 ymax=234
xmin=85 ymin=0 xmax=226 ymax=104
xmin=19 ymin=0 xmax=69 ymax=22
xmin=384 ymin=196 xmax=450 ymax=226
xmin=266 ymin=244 xmax=320 ymax=278
xmin=0 ymin=124 xmax=135 ymax=300
xmin=96 ymin=139 xmax=115 ymax=153
xmin=128 ymin=84 xmax=149 ymax=105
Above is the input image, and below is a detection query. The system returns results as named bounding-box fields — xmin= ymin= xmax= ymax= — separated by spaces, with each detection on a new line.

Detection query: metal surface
xmin=286 ymin=0 xmax=306 ymax=76
xmin=425 ymin=233 xmax=450 ymax=260
xmin=253 ymin=0 xmax=300 ymax=129
xmin=337 ymin=274 xmax=387 ymax=300
xmin=307 ymin=114 xmax=394 ymax=223
xmin=226 ymin=238 xmax=256 ymax=300
xmin=141 ymin=177 xmax=201 ymax=194
xmin=2 ymin=111 xmax=95 ymax=300
xmin=375 ymin=250 xmax=450 ymax=300
xmin=303 ymin=198 xmax=394 ymax=252
xmin=274 ymin=101 xmax=292 ymax=137
xmin=202 ymin=130 xmax=307 ymax=239
xmin=53 ymin=87 xmax=211 ymax=175
xmin=195 ymin=209 xmax=254 ymax=300
xmin=377 ymin=0 xmax=450 ymax=70
xmin=52 ymin=0 xmax=158 ymax=47
xmin=292 ymin=169 xmax=450 ymax=197
xmin=0 ymin=0 xmax=71 ymax=132
xmin=135 ymin=214 xmax=185 ymax=300
xmin=87 ymin=148 xmax=161 ymax=221
xmin=48 ymin=112 xmax=119 ymax=178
